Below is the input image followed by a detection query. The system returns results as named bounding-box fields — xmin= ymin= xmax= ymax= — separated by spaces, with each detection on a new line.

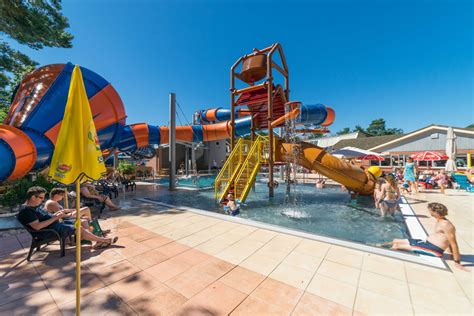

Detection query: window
xmin=418 ymin=160 xmax=430 ymax=167
xmin=391 ymin=155 xmax=402 ymax=167
xmin=455 ymin=155 xmax=468 ymax=169
xmin=433 ymin=160 xmax=447 ymax=168
xmin=380 ymin=158 xmax=391 ymax=166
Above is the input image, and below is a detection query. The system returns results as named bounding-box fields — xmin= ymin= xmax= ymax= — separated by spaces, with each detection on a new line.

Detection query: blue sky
xmin=9 ymin=0 xmax=473 ymax=134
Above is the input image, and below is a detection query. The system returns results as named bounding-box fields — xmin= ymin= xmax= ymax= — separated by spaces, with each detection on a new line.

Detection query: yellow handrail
xmin=233 ymin=135 xmax=269 ymax=202
xmin=214 ymin=138 xmax=252 ymax=201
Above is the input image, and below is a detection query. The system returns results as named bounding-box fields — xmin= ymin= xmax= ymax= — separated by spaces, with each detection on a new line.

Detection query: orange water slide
xmin=275 ymin=139 xmax=376 ymax=195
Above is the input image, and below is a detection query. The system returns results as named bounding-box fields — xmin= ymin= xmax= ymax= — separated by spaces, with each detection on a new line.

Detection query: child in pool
xmin=373 ymin=178 xmax=384 ymax=209
xmin=224 ymin=194 xmax=240 ymax=216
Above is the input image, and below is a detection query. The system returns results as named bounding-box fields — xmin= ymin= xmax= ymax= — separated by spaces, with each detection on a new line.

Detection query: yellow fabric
xmin=49 ymin=65 xmax=106 ymax=184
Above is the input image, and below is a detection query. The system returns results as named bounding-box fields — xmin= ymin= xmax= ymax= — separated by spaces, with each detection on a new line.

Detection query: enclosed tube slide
xmin=1 ymin=63 xmax=374 ymax=194
xmin=115 ymin=103 xmax=331 ymax=152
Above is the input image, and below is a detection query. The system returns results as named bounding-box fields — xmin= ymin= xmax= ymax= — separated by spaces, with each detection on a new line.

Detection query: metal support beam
xmin=185 ymin=146 xmax=189 ymax=176
xmin=169 ymin=93 xmax=176 ymax=190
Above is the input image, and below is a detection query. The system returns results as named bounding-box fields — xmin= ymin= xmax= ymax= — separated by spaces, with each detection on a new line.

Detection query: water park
xmin=0 ymin=2 xmax=473 ymax=315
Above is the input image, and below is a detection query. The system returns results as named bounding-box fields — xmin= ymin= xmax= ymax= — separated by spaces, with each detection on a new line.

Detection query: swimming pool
xmin=148 ymin=182 xmax=410 ymax=245
xmin=155 ymin=175 xmax=215 ymax=188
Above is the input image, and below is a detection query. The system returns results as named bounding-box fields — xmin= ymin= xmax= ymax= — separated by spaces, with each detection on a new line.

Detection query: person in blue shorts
xmin=381 ymin=202 xmax=467 ymax=270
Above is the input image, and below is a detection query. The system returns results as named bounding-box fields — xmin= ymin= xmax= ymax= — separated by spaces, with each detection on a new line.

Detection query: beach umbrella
xmin=410 ymin=151 xmax=448 ymax=161
xmin=358 ymin=154 xmax=385 ymax=161
xmin=445 ymin=127 xmax=457 ymax=172
xmin=49 ymin=65 xmax=106 ymax=315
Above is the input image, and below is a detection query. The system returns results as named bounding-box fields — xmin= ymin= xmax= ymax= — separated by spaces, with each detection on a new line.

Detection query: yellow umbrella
xmin=49 ymin=65 xmax=106 ymax=315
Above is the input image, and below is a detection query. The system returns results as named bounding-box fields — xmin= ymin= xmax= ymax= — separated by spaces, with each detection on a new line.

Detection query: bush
xmin=0 ymin=174 xmax=55 ymax=210
xmin=117 ymin=162 xmax=136 ymax=175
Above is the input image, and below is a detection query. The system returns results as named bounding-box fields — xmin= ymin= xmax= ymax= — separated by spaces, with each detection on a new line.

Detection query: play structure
xmin=0 ymin=43 xmax=377 ymax=200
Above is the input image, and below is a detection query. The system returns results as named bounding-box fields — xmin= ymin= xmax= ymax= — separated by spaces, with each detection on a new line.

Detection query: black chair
xmin=80 ymin=196 xmax=106 ymax=218
xmin=16 ymin=216 xmax=70 ymax=261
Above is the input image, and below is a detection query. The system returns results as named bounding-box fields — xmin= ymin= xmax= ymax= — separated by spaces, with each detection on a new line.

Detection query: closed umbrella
xmin=445 ymin=127 xmax=457 ymax=172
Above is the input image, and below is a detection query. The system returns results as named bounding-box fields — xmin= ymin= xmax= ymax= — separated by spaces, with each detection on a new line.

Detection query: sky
xmin=9 ymin=0 xmax=473 ymax=134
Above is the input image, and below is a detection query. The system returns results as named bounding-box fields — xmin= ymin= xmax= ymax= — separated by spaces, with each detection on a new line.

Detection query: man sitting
xmin=381 ymin=202 xmax=467 ymax=270
xmin=18 ymin=186 xmax=118 ymax=248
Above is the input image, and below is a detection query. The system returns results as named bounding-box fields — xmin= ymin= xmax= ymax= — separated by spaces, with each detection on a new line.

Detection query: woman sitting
xmin=379 ymin=174 xmax=401 ymax=217
xmin=80 ymin=182 xmax=121 ymax=211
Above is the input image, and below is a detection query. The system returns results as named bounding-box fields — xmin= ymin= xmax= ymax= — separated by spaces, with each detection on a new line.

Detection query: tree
xmin=466 ymin=124 xmax=474 ymax=129
xmin=365 ymin=118 xmax=403 ymax=136
xmin=336 ymin=127 xmax=351 ymax=135
xmin=0 ymin=0 xmax=73 ymax=112
xmin=352 ymin=125 xmax=366 ymax=133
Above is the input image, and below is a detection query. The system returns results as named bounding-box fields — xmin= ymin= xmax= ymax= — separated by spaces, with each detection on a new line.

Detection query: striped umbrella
xmin=410 ymin=151 xmax=448 ymax=161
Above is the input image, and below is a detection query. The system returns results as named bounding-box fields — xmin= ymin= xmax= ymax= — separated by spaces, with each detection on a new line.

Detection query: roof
xmin=332 ymin=134 xmax=401 ymax=150
xmin=370 ymin=124 xmax=474 ymax=151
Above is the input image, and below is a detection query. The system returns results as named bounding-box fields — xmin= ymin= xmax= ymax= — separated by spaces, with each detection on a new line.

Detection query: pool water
xmin=149 ymin=182 xmax=410 ymax=245
xmin=155 ymin=175 xmax=215 ymax=188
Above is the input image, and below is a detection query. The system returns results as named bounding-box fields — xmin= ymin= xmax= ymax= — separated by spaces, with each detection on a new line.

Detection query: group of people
xmin=18 ymin=186 xmax=119 ymax=248
xmin=370 ymin=159 xmax=467 ymax=270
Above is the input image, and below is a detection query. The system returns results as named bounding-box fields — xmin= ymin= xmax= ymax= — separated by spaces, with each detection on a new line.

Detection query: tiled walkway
xmin=0 ymin=187 xmax=472 ymax=315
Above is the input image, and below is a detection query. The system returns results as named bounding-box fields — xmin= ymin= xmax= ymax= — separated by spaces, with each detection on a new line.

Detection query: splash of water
xmin=281 ymin=102 xmax=310 ymax=219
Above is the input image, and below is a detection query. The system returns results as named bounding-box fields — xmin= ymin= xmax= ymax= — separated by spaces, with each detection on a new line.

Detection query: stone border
xmin=136 ymin=197 xmax=448 ymax=270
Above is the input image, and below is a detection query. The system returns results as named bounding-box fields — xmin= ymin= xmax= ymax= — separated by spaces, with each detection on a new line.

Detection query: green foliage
xmin=336 ymin=127 xmax=351 ymax=135
xmin=364 ymin=118 xmax=403 ymax=136
xmin=0 ymin=174 xmax=55 ymax=209
xmin=333 ymin=119 xmax=403 ymax=136
xmin=466 ymin=124 xmax=474 ymax=129
xmin=117 ymin=162 xmax=137 ymax=175
xmin=0 ymin=0 xmax=73 ymax=110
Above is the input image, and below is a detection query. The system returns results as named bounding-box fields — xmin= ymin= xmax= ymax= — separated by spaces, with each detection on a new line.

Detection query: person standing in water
xmin=379 ymin=174 xmax=401 ymax=217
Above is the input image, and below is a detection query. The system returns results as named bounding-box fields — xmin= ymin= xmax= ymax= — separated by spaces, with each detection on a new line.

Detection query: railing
xmin=233 ymin=135 xmax=269 ymax=202
xmin=214 ymin=138 xmax=252 ymax=201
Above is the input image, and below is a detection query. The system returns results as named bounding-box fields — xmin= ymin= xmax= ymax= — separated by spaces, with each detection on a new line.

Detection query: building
xmin=327 ymin=125 xmax=474 ymax=171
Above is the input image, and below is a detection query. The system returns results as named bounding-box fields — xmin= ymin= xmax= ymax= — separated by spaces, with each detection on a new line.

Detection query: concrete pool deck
xmin=0 ymin=185 xmax=472 ymax=315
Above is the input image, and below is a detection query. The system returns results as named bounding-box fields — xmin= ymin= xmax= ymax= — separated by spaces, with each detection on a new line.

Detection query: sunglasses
xmin=35 ymin=195 xmax=45 ymax=200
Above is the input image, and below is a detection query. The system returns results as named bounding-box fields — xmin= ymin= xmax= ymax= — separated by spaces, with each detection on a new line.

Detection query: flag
xmin=49 ymin=65 xmax=106 ymax=184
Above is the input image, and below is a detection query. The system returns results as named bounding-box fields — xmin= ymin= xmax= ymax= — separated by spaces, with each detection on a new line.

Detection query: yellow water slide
xmin=274 ymin=139 xmax=377 ymax=195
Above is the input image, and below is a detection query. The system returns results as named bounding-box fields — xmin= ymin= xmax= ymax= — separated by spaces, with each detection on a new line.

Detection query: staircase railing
xmin=233 ymin=135 xmax=269 ymax=202
xmin=214 ymin=138 xmax=251 ymax=201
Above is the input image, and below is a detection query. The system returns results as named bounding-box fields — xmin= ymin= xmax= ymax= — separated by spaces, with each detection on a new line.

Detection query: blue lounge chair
xmin=452 ymin=174 xmax=473 ymax=192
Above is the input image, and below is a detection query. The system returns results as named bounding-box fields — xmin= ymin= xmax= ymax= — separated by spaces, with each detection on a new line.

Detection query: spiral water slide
xmin=0 ymin=63 xmax=375 ymax=194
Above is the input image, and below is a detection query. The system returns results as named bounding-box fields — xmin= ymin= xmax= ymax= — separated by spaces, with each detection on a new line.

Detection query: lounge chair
xmin=16 ymin=215 xmax=72 ymax=261
xmin=452 ymin=174 xmax=473 ymax=192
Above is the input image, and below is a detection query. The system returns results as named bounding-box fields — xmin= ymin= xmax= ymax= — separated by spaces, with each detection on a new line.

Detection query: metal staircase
xmin=214 ymin=138 xmax=251 ymax=202
xmin=215 ymin=135 xmax=270 ymax=204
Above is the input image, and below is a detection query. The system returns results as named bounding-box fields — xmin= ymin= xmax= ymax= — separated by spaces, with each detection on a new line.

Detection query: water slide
xmin=0 ymin=63 xmax=376 ymax=195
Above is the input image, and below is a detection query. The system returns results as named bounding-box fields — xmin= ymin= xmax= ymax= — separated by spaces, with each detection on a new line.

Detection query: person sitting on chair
xmin=80 ymin=182 xmax=121 ymax=211
xmin=18 ymin=187 xmax=118 ymax=248
xmin=45 ymin=188 xmax=93 ymax=220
